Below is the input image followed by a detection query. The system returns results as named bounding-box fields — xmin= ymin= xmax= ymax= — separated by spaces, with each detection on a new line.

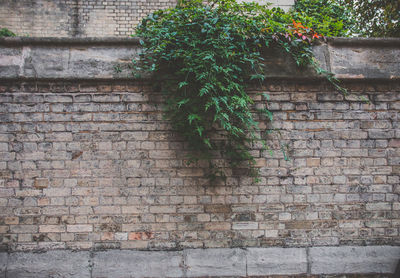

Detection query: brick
xmin=232 ymin=222 xmax=258 ymax=230
xmin=389 ymin=139 xmax=400 ymax=147
xmin=205 ymin=204 xmax=231 ymax=213
xmin=39 ymin=225 xmax=66 ymax=233
xmin=15 ymin=189 xmax=41 ymax=197
xmin=10 ymin=225 xmax=38 ymax=233
xmin=122 ymin=206 xmax=147 ymax=214
xmin=285 ymin=221 xmax=312 ymax=229
xmin=306 ymin=158 xmax=320 ymax=167
xmin=115 ymin=232 xmax=128 ymax=241
xmin=366 ymin=203 xmax=391 ymax=211
xmin=34 ymin=178 xmax=49 ymax=189
xmin=204 ymin=222 xmax=231 ymax=231
xmin=93 ymin=206 xmax=121 ymax=214
xmin=149 ymin=206 xmax=176 ymax=214
xmin=369 ymin=130 xmax=395 ymax=139
xmin=43 ymin=188 xmax=71 ymax=197
xmin=67 ymin=225 xmax=93 ymax=233
xmin=4 ymin=217 xmax=19 ymax=225
xmin=291 ymin=93 xmax=316 ymax=101
xmin=128 ymin=232 xmax=143 ymax=240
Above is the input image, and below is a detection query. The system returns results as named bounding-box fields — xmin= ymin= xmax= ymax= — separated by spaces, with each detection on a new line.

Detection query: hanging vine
xmin=132 ymin=0 xmax=346 ymax=180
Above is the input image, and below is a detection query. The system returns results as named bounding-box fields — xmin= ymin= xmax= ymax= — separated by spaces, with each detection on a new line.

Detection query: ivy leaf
xmin=188 ymin=114 xmax=201 ymax=125
xmin=265 ymin=109 xmax=273 ymax=121
xmin=199 ymin=87 xmax=209 ymax=96
xmin=196 ymin=126 xmax=204 ymax=136
xmin=178 ymin=81 xmax=188 ymax=88
xmin=250 ymin=73 xmax=264 ymax=80
xmin=262 ymin=93 xmax=270 ymax=101
xmin=281 ymin=143 xmax=289 ymax=161
xmin=203 ymin=138 xmax=211 ymax=148
xmin=177 ymin=98 xmax=189 ymax=108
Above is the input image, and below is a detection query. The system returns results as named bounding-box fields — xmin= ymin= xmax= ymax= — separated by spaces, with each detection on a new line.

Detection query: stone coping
xmin=327 ymin=37 xmax=400 ymax=47
xmin=0 ymin=36 xmax=399 ymax=47
xmin=0 ymin=37 xmax=142 ymax=46
xmin=0 ymin=246 xmax=399 ymax=277
xmin=0 ymin=37 xmax=399 ymax=81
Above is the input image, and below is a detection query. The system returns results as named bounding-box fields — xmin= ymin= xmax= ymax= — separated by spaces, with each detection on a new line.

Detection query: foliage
xmin=293 ymin=0 xmax=400 ymax=38
xmin=0 ymin=27 xmax=16 ymax=37
xmin=340 ymin=0 xmax=400 ymax=37
xmin=291 ymin=0 xmax=355 ymax=37
xmin=133 ymin=0 xmax=342 ymax=180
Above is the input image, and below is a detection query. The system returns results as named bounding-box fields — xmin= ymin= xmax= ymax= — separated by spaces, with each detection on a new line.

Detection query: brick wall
xmin=0 ymin=79 xmax=399 ymax=252
xmin=0 ymin=0 xmax=294 ymax=37
xmin=79 ymin=0 xmax=177 ymax=37
xmin=0 ymin=37 xmax=399 ymax=257
xmin=0 ymin=0 xmax=77 ymax=37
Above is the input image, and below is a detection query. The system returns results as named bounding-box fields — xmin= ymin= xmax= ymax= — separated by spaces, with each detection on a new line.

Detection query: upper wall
xmin=0 ymin=0 xmax=294 ymax=37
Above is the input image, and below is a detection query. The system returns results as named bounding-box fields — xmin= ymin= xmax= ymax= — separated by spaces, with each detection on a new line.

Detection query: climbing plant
xmin=340 ymin=0 xmax=400 ymax=37
xmin=291 ymin=0 xmax=355 ymax=37
xmin=133 ymin=0 xmax=344 ymax=180
xmin=0 ymin=27 xmax=16 ymax=37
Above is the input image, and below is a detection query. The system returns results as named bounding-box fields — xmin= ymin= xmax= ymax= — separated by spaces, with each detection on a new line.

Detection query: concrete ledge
xmin=0 ymin=252 xmax=6 ymax=278
xmin=6 ymin=250 xmax=91 ymax=278
xmin=246 ymin=247 xmax=307 ymax=275
xmin=327 ymin=37 xmax=400 ymax=47
xmin=0 ymin=37 xmax=399 ymax=81
xmin=310 ymin=246 xmax=400 ymax=275
xmin=0 ymin=37 xmax=141 ymax=46
xmin=185 ymin=248 xmax=247 ymax=277
xmin=0 ymin=246 xmax=398 ymax=277
xmin=92 ymin=250 xmax=183 ymax=278
xmin=0 ymin=44 xmax=140 ymax=80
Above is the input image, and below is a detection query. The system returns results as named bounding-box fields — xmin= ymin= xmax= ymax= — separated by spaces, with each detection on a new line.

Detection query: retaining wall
xmin=0 ymin=37 xmax=399 ymax=276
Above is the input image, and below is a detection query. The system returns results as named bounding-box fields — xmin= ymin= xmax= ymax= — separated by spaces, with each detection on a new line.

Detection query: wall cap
xmin=0 ymin=37 xmax=141 ymax=46
xmin=1 ymin=36 xmax=399 ymax=47
xmin=0 ymin=37 xmax=399 ymax=81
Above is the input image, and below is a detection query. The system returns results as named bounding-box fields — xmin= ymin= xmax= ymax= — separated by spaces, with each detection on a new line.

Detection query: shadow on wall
xmin=0 ymin=0 xmax=178 ymax=37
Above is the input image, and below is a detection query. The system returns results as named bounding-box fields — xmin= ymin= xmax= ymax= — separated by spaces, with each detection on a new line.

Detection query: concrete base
xmin=0 ymin=246 xmax=399 ymax=277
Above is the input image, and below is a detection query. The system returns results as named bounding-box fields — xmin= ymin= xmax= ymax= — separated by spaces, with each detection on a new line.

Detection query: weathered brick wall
xmin=0 ymin=37 xmax=399 ymax=258
xmin=0 ymin=0 xmax=294 ymax=37
xmin=0 ymin=0 xmax=176 ymax=37
xmin=0 ymin=79 xmax=399 ymax=252
xmin=0 ymin=0 xmax=78 ymax=37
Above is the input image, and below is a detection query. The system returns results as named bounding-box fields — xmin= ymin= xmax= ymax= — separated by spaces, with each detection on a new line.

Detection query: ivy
xmin=291 ymin=0 xmax=356 ymax=37
xmin=133 ymin=0 xmax=344 ymax=180
xmin=341 ymin=0 xmax=400 ymax=38
xmin=0 ymin=28 xmax=16 ymax=37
